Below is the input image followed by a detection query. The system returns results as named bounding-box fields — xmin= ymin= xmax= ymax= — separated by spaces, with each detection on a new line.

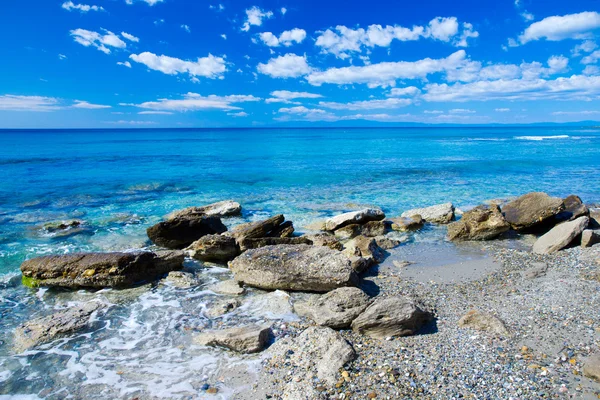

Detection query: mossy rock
xmin=21 ymin=275 xmax=42 ymax=288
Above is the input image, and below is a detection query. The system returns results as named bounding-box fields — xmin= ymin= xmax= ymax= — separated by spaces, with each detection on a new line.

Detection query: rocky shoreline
xmin=8 ymin=193 xmax=600 ymax=399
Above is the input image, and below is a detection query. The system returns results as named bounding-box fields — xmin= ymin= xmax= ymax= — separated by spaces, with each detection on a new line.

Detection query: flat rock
xmin=389 ymin=215 xmax=424 ymax=232
xmin=342 ymin=235 xmax=385 ymax=265
xmin=229 ymin=244 xmax=359 ymax=292
xmin=147 ymin=215 xmax=227 ymax=249
xmin=210 ymin=279 xmax=245 ymax=295
xmin=581 ymin=229 xmax=600 ymax=248
xmin=523 ymin=262 xmax=548 ymax=279
xmin=205 ymin=298 xmax=241 ymax=318
xmin=583 ymin=354 xmax=600 ymax=382
xmin=229 ymin=215 xmax=286 ymax=241
xmin=195 ymin=324 xmax=272 ymax=353
xmin=305 ymin=233 xmax=343 ymax=250
xmin=237 ymin=236 xmax=312 ymax=252
xmin=502 ymin=192 xmax=564 ymax=231
xmin=20 ymin=251 xmax=184 ymax=289
xmin=14 ymin=302 xmax=104 ymax=352
xmin=295 ymin=287 xmax=372 ymax=329
xmin=324 ymin=209 xmax=385 ymax=231
xmin=458 ymin=310 xmax=510 ymax=337
xmin=167 ymin=200 xmax=242 ymax=219
xmin=532 ymin=216 xmax=589 ymax=254
xmin=401 ymin=203 xmax=455 ymax=224
xmin=334 ymin=221 xmax=387 ymax=240
xmin=164 ymin=271 xmax=199 ymax=288
xmin=186 ymin=234 xmax=239 ymax=262
xmin=351 ymin=297 xmax=431 ymax=339
xmin=447 ymin=205 xmax=510 ymax=241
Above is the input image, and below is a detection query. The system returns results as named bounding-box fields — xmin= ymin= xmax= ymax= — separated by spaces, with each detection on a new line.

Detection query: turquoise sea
xmin=1 ymin=127 xmax=600 ymax=398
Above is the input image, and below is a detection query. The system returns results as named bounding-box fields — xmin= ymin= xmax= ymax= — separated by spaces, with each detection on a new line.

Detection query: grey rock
xmin=237 ymin=236 xmax=312 ymax=252
xmin=282 ymin=381 xmax=326 ymax=400
xmin=167 ymin=200 xmax=242 ymax=219
xmin=229 ymin=244 xmax=359 ymax=292
xmin=389 ymin=215 xmax=424 ymax=232
xmin=165 ymin=271 xmax=199 ymax=288
xmin=210 ymin=279 xmax=245 ymax=295
xmin=583 ymin=354 xmax=600 ymax=382
xmin=295 ymin=287 xmax=372 ymax=329
xmin=324 ymin=209 xmax=385 ymax=231
xmin=14 ymin=302 xmax=104 ymax=352
xmin=401 ymin=203 xmax=455 ymax=224
xmin=374 ymin=236 xmax=402 ymax=250
xmin=229 ymin=215 xmax=286 ymax=241
xmin=342 ymin=235 xmax=385 ymax=265
xmin=335 ymin=221 xmax=387 ymax=240
xmin=268 ymin=221 xmax=295 ymax=238
xmin=305 ymin=233 xmax=343 ymax=251
xmin=195 ymin=324 xmax=272 ymax=353
xmin=205 ymin=298 xmax=241 ymax=318
xmin=20 ymin=251 xmax=184 ymax=289
xmin=447 ymin=205 xmax=510 ymax=241
xmin=502 ymin=192 xmax=564 ymax=231
xmin=457 ymin=310 xmax=510 ymax=337
xmin=186 ymin=234 xmax=239 ymax=262
xmin=581 ymin=230 xmax=600 ymax=248
xmin=351 ymin=297 xmax=431 ymax=339
xmin=523 ymin=262 xmax=548 ymax=279
xmin=147 ymin=215 xmax=227 ymax=249
xmin=533 ymin=216 xmax=589 ymax=254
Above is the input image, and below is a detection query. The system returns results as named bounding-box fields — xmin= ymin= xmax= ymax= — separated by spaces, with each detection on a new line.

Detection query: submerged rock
xmin=20 ymin=251 xmax=184 ymax=289
xmin=147 ymin=215 xmax=227 ymax=249
xmin=581 ymin=229 xmax=600 ymax=248
xmin=237 ymin=236 xmax=312 ymax=252
xmin=167 ymin=200 xmax=242 ymax=219
xmin=389 ymin=215 xmax=424 ymax=232
xmin=294 ymin=287 xmax=372 ymax=329
xmin=186 ymin=234 xmax=239 ymax=262
xmin=502 ymin=192 xmax=564 ymax=231
xmin=14 ymin=301 xmax=104 ymax=352
xmin=457 ymin=310 xmax=510 ymax=337
xmin=195 ymin=324 xmax=272 ymax=353
xmin=532 ymin=216 xmax=589 ymax=254
xmin=243 ymin=290 xmax=295 ymax=319
xmin=401 ymin=203 xmax=455 ymax=224
xmin=210 ymin=279 xmax=245 ymax=295
xmin=229 ymin=244 xmax=359 ymax=292
xmin=324 ymin=209 xmax=385 ymax=231
xmin=351 ymin=297 xmax=431 ymax=339
xmin=205 ymin=298 xmax=241 ymax=318
xmin=375 ymin=236 xmax=402 ymax=250
xmin=164 ymin=271 xmax=199 ymax=288
xmin=447 ymin=205 xmax=510 ymax=241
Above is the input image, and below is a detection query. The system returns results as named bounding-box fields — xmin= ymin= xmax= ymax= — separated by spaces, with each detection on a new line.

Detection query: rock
xmin=186 ymin=234 xmax=239 ymax=262
xmin=589 ymin=209 xmax=600 ymax=229
xmin=229 ymin=244 xmax=359 ymax=292
xmin=374 ymin=236 xmax=402 ymax=250
xmin=282 ymin=381 xmax=326 ymax=400
xmin=351 ymin=297 xmax=431 ymax=339
xmin=583 ymin=354 xmax=600 ymax=382
xmin=167 ymin=200 xmax=242 ymax=219
xmin=324 ymin=209 xmax=386 ymax=231
xmin=447 ymin=205 xmax=511 ymax=241
xmin=401 ymin=203 xmax=455 ymax=224
xmin=210 ymin=279 xmax=245 ymax=295
xmin=195 ymin=324 xmax=272 ymax=353
xmin=389 ymin=215 xmax=424 ymax=232
xmin=229 ymin=215 xmax=286 ymax=241
xmin=237 ymin=236 xmax=312 ymax=252
xmin=165 ymin=271 xmax=199 ymax=288
xmin=457 ymin=310 xmax=510 ymax=337
xmin=147 ymin=216 xmax=227 ymax=249
xmin=532 ymin=216 xmax=589 ymax=254
xmin=342 ymin=236 xmax=385 ymax=265
xmin=41 ymin=219 xmax=83 ymax=233
xmin=334 ymin=224 xmax=362 ymax=240
xmin=581 ymin=230 xmax=600 ymax=248
xmin=305 ymin=233 xmax=343 ymax=251
xmin=268 ymin=221 xmax=295 ymax=238
xmin=294 ymin=287 xmax=372 ymax=329
xmin=523 ymin=262 xmax=548 ymax=279
xmin=205 ymin=298 xmax=241 ymax=318
xmin=20 ymin=251 xmax=184 ymax=289
xmin=244 ymin=290 xmax=295 ymax=319
xmin=14 ymin=302 xmax=104 ymax=352
xmin=502 ymin=192 xmax=564 ymax=231
xmin=335 ymin=221 xmax=387 ymax=240
xmin=36 ymin=219 xmax=93 ymax=239
xmin=269 ymin=326 xmax=356 ymax=386
xmin=555 ymin=195 xmax=589 ymax=222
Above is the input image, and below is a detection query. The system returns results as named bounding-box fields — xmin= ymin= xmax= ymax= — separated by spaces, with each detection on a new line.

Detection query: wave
xmin=514 ymin=135 xmax=570 ymax=141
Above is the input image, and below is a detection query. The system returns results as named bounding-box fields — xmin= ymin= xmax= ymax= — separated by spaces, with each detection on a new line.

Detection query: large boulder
xmin=229 ymin=215 xmax=289 ymax=241
xmin=167 ymin=200 xmax=242 ymax=219
xmin=237 ymin=236 xmax=312 ymax=252
xmin=555 ymin=195 xmax=589 ymax=222
xmin=351 ymin=297 xmax=431 ymax=339
xmin=583 ymin=354 xmax=600 ymax=382
xmin=14 ymin=302 xmax=104 ymax=352
xmin=401 ymin=203 xmax=455 ymax=224
xmin=229 ymin=244 xmax=359 ymax=292
xmin=457 ymin=310 xmax=510 ymax=337
xmin=502 ymin=192 xmax=564 ymax=231
xmin=147 ymin=215 xmax=227 ymax=249
xmin=294 ymin=287 xmax=372 ymax=329
xmin=447 ymin=205 xmax=511 ymax=241
xmin=195 ymin=324 xmax=272 ymax=353
xmin=20 ymin=251 xmax=184 ymax=289
xmin=532 ymin=216 xmax=589 ymax=254
xmin=186 ymin=234 xmax=239 ymax=262
xmin=324 ymin=209 xmax=385 ymax=231
xmin=334 ymin=221 xmax=387 ymax=240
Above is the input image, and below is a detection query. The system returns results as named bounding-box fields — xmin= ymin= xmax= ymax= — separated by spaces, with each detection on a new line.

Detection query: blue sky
xmin=1 ymin=0 xmax=600 ymax=128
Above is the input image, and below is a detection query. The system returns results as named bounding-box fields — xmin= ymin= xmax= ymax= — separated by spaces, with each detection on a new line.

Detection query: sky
xmin=1 ymin=0 xmax=600 ymax=128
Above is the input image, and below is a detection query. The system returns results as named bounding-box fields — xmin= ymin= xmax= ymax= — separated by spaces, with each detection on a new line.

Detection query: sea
xmin=0 ymin=127 xmax=599 ymax=398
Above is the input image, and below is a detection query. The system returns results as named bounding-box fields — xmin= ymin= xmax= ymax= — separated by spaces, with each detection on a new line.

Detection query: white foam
xmin=514 ymin=135 xmax=569 ymax=141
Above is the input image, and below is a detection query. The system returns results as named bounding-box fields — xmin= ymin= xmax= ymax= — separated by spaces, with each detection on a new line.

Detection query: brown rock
xmin=229 ymin=215 xmax=285 ymax=241
xmin=195 ymin=324 xmax=272 ymax=353
xmin=237 ymin=236 xmax=312 ymax=252
xmin=458 ymin=310 xmax=510 ymax=337
xmin=305 ymin=233 xmax=344 ymax=251
xmin=583 ymin=354 xmax=600 ymax=382
xmin=555 ymin=195 xmax=589 ymax=222
xmin=447 ymin=205 xmax=510 ymax=241
xmin=389 ymin=215 xmax=424 ymax=232
xmin=325 ymin=209 xmax=386 ymax=231
xmin=187 ymin=234 xmax=239 ymax=262
xmin=581 ymin=230 xmax=600 ymax=248
xmin=147 ymin=216 xmax=227 ymax=249
xmin=502 ymin=192 xmax=564 ymax=231
xmin=342 ymin=235 xmax=385 ymax=265
xmin=167 ymin=200 xmax=242 ymax=219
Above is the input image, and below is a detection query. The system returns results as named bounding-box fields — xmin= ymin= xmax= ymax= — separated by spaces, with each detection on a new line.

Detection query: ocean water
xmin=1 ymin=127 xmax=599 ymax=398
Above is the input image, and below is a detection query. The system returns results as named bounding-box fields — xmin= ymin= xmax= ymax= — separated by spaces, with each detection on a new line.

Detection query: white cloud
xmin=138 ymin=111 xmax=173 ymax=115
xmin=449 ymin=108 xmax=475 ymax=114
xmin=154 ymin=19 xmax=165 ymax=25
xmin=209 ymin=4 xmax=225 ymax=11
xmin=242 ymin=6 xmax=273 ymax=32
xmin=221 ymin=34 xmax=227 ymax=40
xmin=257 ymin=53 xmax=311 ymax=78
xmin=228 ymin=111 xmax=249 ymax=117
xmin=319 ymin=98 xmax=412 ymax=110
xmin=521 ymin=12 xmax=534 ymax=21
xmin=259 ymin=28 xmax=306 ymax=47
xmin=424 ymin=110 xmax=444 ymax=114
xmin=495 ymin=108 xmax=511 ymax=112
xmin=117 ymin=61 xmax=132 ymax=68
xmin=552 ymin=110 xmax=600 ymax=115
xmin=124 ymin=93 xmax=260 ymax=112
xmin=70 ymin=29 xmax=127 ymax=54
xmin=181 ymin=25 xmax=191 ymax=33
xmin=583 ymin=65 xmax=600 ymax=75
xmin=547 ymin=55 xmax=569 ymax=73
xmin=72 ymin=100 xmax=111 ymax=109
xmin=129 ymin=52 xmax=226 ymax=79
xmin=121 ymin=32 xmax=139 ymax=42
xmin=0 ymin=95 xmax=61 ymax=112
xmin=518 ymin=12 xmax=600 ymax=44
xmin=455 ymin=23 xmax=479 ymax=47
xmin=266 ymin=90 xmax=323 ymax=104
xmin=388 ymin=86 xmax=421 ymax=97
xmin=281 ymin=7 xmax=287 ymax=15
xmin=572 ymin=40 xmax=597 ymax=56
xmin=61 ymin=1 xmax=103 ymax=12
xmin=426 ymin=17 xmax=459 ymax=42
xmin=58 ymin=54 xmax=67 ymax=60
xmin=582 ymin=50 xmax=600 ymax=65
xmin=306 ymin=50 xmax=468 ymax=87
xmin=108 ymin=120 xmax=157 ymax=125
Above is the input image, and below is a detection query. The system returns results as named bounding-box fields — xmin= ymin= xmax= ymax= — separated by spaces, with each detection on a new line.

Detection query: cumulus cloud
xmin=242 ymin=6 xmax=273 ymax=32
xmin=388 ymin=86 xmax=421 ymax=97
xmin=259 ymin=28 xmax=306 ymax=47
xmin=319 ymin=98 xmax=412 ymax=110
xmin=0 ymin=95 xmax=61 ymax=111
xmin=121 ymin=32 xmax=139 ymax=42
xmin=117 ymin=61 xmax=132 ymax=68
xmin=572 ymin=40 xmax=597 ymax=57
xmin=129 ymin=52 xmax=226 ymax=79
xmin=228 ymin=111 xmax=249 ymax=117
xmin=583 ymin=65 xmax=600 ymax=75
xmin=518 ymin=12 xmax=600 ymax=44
xmin=70 ymin=29 xmax=127 ymax=54
xmin=181 ymin=25 xmax=191 ymax=33
xmin=61 ymin=1 xmax=104 ymax=12
xmin=124 ymin=93 xmax=260 ymax=112
xmin=257 ymin=53 xmax=311 ymax=78
xmin=72 ymin=100 xmax=111 ymax=109
xmin=582 ymin=50 xmax=600 ymax=65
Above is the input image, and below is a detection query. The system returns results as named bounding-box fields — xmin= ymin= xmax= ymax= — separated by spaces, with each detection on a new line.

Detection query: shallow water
xmin=1 ymin=127 xmax=600 ymax=398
